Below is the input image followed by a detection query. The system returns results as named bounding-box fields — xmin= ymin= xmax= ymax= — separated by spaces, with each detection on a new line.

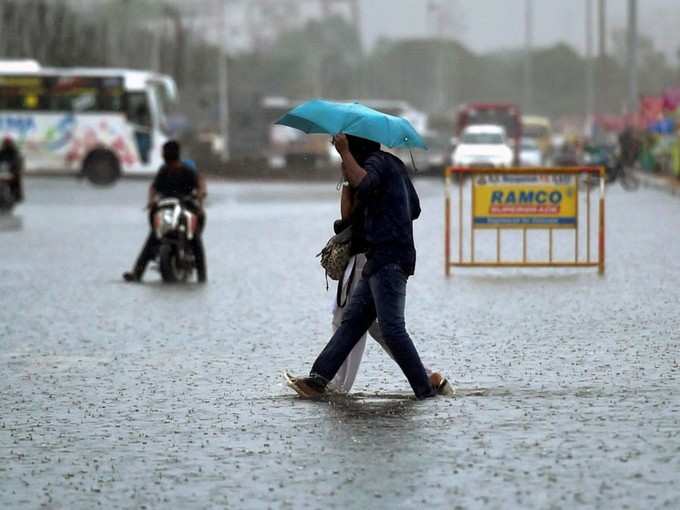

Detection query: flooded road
xmin=1 ymin=176 xmax=679 ymax=509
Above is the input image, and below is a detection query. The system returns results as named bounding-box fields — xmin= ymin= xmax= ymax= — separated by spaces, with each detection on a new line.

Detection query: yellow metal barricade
xmin=444 ymin=167 xmax=606 ymax=276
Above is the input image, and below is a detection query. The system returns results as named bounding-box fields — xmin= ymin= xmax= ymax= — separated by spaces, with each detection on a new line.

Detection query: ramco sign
xmin=473 ymin=174 xmax=577 ymax=228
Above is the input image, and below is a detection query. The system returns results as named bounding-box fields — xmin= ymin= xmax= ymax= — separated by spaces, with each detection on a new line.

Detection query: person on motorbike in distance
xmin=0 ymin=136 xmax=25 ymax=202
xmin=123 ymin=140 xmax=207 ymax=283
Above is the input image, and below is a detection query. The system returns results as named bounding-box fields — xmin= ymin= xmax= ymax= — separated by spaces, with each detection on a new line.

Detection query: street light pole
xmin=585 ymin=0 xmax=595 ymax=132
xmin=598 ymin=0 xmax=606 ymax=58
xmin=218 ymin=0 xmax=230 ymax=161
xmin=626 ymin=0 xmax=638 ymax=115
xmin=349 ymin=0 xmax=361 ymax=49
xmin=523 ymin=0 xmax=534 ymax=113
xmin=597 ymin=0 xmax=606 ymax=114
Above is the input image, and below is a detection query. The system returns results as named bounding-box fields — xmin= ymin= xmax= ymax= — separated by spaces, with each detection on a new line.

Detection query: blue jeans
xmin=311 ymin=263 xmax=435 ymax=399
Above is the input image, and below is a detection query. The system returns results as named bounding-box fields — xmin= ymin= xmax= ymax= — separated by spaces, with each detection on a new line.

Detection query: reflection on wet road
xmin=1 ymin=177 xmax=679 ymax=508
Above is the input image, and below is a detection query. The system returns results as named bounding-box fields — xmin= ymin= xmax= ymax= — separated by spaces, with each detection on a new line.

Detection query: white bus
xmin=0 ymin=60 xmax=177 ymax=184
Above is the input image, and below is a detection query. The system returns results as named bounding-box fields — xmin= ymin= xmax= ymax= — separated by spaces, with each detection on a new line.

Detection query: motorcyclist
xmin=123 ymin=140 xmax=207 ymax=283
xmin=0 ymin=137 xmax=24 ymax=202
xmin=618 ymin=126 xmax=640 ymax=168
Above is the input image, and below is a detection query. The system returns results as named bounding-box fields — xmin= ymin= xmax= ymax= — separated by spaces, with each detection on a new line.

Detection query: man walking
xmin=289 ymin=134 xmax=438 ymax=400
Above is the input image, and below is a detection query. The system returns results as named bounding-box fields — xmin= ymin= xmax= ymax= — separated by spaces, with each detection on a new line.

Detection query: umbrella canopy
xmin=275 ymin=99 xmax=427 ymax=150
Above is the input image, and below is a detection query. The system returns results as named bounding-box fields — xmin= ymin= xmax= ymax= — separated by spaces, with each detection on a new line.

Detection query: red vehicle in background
xmin=456 ymin=103 xmax=522 ymax=165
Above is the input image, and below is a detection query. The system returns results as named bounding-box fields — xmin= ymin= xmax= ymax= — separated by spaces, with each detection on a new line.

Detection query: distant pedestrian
xmin=619 ymin=126 xmax=641 ymax=168
xmin=0 ymin=137 xmax=24 ymax=202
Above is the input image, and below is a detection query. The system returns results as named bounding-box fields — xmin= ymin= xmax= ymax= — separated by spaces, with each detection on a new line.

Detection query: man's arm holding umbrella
xmin=333 ymin=134 xmax=384 ymax=200
xmin=334 ymin=134 xmax=365 ymax=186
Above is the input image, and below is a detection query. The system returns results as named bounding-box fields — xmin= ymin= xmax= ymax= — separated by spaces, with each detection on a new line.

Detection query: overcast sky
xmin=360 ymin=0 xmax=680 ymax=60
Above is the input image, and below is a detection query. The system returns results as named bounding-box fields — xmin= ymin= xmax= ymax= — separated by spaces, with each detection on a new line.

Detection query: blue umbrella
xmin=275 ymin=99 xmax=428 ymax=150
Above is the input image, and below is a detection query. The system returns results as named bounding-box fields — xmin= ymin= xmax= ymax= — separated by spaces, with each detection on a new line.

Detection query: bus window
xmin=0 ymin=75 xmax=124 ymax=112
xmin=49 ymin=76 xmax=123 ymax=112
xmin=0 ymin=76 xmax=48 ymax=110
xmin=125 ymin=92 xmax=152 ymax=164
xmin=99 ymin=77 xmax=124 ymax=112
xmin=50 ymin=86 xmax=98 ymax=112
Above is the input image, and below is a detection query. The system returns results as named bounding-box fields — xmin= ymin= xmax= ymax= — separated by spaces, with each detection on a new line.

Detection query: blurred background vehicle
xmin=451 ymin=124 xmax=513 ymax=168
xmin=262 ymin=96 xmax=334 ymax=170
xmin=521 ymin=115 xmax=552 ymax=162
xmin=0 ymin=60 xmax=177 ymax=185
xmin=456 ymin=103 xmax=521 ymax=165
xmin=519 ymin=137 xmax=543 ymax=167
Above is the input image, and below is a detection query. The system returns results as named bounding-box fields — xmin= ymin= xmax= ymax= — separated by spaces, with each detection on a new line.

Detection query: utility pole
xmin=597 ymin=0 xmax=606 ymax=114
xmin=349 ymin=0 xmax=361 ymax=50
xmin=585 ymin=0 xmax=595 ymax=132
xmin=0 ymin=3 xmax=5 ymax=56
xmin=150 ymin=27 xmax=162 ymax=71
xmin=426 ymin=1 xmax=450 ymax=112
xmin=523 ymin=0 xmax=534 ymax=114
xmin=436 ymin=2 xmax=447 ymax=112
xmin=218 ymin=0 xmax=230 ymax=161
xmin=626 ymin=0 xmax=638 ymax=115
xmin=597 ymin=0 xmax=606 ymax=58
xmin=161 ymin=6 xmax=184 ymax=86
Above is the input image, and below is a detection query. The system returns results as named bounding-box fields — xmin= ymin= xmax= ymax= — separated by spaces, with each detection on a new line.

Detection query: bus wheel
xmin=82 ymin=149 xmax=120 ymax=186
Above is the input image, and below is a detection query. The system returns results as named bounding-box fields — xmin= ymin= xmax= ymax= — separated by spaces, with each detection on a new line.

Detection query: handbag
xmin=317 ymin=226 xmax=352 ymax=283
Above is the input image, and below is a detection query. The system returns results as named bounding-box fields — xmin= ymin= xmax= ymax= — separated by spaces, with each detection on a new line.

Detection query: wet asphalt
xmin=1 ymin=176 xmax=679 ymax=509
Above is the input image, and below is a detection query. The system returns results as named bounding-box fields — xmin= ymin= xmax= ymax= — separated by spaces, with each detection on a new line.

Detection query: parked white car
xmin=452 ymin=124 xmax=513 ymax=168
xmin=519 ymin=137 xmax=543 ymax=167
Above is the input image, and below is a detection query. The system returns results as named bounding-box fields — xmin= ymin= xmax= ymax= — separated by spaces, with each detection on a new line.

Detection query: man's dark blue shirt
xmin=354 ymin=150 xmax=421 ymax=277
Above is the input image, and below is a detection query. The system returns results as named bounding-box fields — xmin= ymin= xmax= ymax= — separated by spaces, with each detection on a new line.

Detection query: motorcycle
xmin=583 ymin=145 xmax=618 ymax=182
xmin=151 ymin=195 xmax=200 ymax=283
xmin=0 ymin=162 xmax=16 ymax=213
xmin=582 ymin=144 xmax=639 ymax=190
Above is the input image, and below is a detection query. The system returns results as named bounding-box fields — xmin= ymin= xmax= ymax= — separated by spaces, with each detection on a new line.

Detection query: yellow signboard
xmin=473 ymin=174 xmax=577 ymax=228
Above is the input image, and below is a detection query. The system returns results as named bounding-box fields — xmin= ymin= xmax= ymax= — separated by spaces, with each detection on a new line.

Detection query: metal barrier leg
xmin=598 ymin=196 xmax=605 ymax=275
xmin=459 ymin=175 xmax=463 ymax=264
xmin=445 ymin=196 xmax=451 ymax=276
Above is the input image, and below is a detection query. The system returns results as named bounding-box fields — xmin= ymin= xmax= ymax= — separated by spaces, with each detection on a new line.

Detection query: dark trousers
xmin=311 ymin=263 xmax=435 ymax=399
xmin=132 ymin=211 xmax=206 ymax=280
xmin=10 ymin=174 xmax=23 ymax=201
